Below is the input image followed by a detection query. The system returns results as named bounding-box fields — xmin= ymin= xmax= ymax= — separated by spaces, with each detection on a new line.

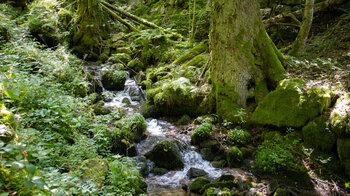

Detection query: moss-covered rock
xmin=140 ymin=101 xmax=160 ymax=118
xmin=251 ymin=79 xmax=332 ymax=127
xmin=177 ymin=114 xmax=191 ymax=125
xmin=187 ymin=167 xmax=208 ymax=178
xmin=93 ymin=101 xmax=111 ymax=115
xmin=101 ymin=70 xmax=127 ymax=91
xmin=127 ymin=58 xmax=145 ymax=72
xmin=152 ymin=167 xmax=168 ymax=175
xmin=146 ymin=77 xmax=211 ymax=117
xmin=226 ymin=146 xmax=243 ymax=168
xmin=226 ymin=128 xmax=251 ymax=146
xmin=0 ymin=104 xmax=17 ymax=131
xmin=115 ymin=113 xmax=147 ymax=143
xmin=212 ymin=160 xmax=226 ymax=168
xmin=337 ymin=138 xmax=350 ymax=177
xmin=302 ymin=116 xmax=336 ymax=152
xmin=191 ymin=122 xmax=213 ymax=145
xmin=145 ymin=139 xmax=184 ymax=170
xmin=189 ymin=177 xmax=211 ymax=193
xmin=81 ymin=159 xmax=109 ymax=185
xmin=330 ymin=93 xmax=350 ymax=137
xmin=108 ymin=53 xmax=131 ymax=64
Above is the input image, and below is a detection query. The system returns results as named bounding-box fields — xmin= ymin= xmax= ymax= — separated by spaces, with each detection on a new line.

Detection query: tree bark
xmin=210 ymin=0 xmax=285 ymax=122
xmin=288 ymin=0 xmax=314 ymax=57
xmin=71 ymin=0 xmax=109 ymax=59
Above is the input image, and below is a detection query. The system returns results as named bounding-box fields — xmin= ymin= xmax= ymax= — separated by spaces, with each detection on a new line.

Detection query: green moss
xmin=81 ymin=158 xmax=109 ymax=185
xmin=116 ymin=46 xmax=132 ymax=55
xmin=251 ymin=79 xmax=332 ymax=127
xmin=182 ymin=53 xmax=209 ymax=68
xmin=127 ymin=58 xmax=145 ymax=72
xmin=189 ymin=177 xmax=210 ymax=193
xmin=191 ymin=122 xmax=213 ymax=145
xmin=226 ymin=146 xmax=243 ymax=167
xmin=140 ymin=101 xmax=160 ymax=118
xmin=226 ymin=128 xmax=251 ymax=146
xmin=94 ymin=101 xmax=111 ymax=115
xmin=101 ymin=70 xmax=128 ymax=91
xmin=330 ymin=93 xmax=350 ymax=137
xmin=212 ymin=160 xmax=226 ymax=168
xmin=152 ymin=167 xmax=168 ymax=175
xmin=108 ymin=53 xmax=131 ymax=64
xmin=337 ymin=138 xmax=350 ymax=177
xmin=115 ymin=113 xmax=147 ymax=143
xmin=0 ymin=103 xmax=17 ymax=131
xmin=302 ymin=116 xmax=336 ymax=152
xmin=172 ymin=40 xmax=209 ymax=65
xmin=177 ymin=114 xmax=191 ymax=125
xmin=145 ymin=139 xmax=184 ymax=170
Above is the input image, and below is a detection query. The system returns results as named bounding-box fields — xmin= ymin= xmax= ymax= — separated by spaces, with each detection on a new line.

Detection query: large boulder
xmin=251 ymin=79 xmax=331 ymax=127
xmin=337 ymin=138 xmax=350 ymax=177
xmin=146 ymin=77 xmax=211 ymax=117
xmin=226 ymin=146 xmax=243 ymax=168
xmin=187 ymin=168 xmax=208 ymax=178
xmin=189 ymin=177 xmax=210 ymax=193
xmin=145 ymin=139 xmax=184 ymax=170
xmin=330 ymin=93 xmax=350 ymax=137
xmin=191 ymin=122 xmax=213 ymax=145
xmin=101 ymin=70 xmax=127 ymax=91
xmin=302 ymin=116 xmax=336 ymax=152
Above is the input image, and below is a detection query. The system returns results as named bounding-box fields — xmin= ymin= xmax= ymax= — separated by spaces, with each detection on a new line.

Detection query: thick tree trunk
xmin=288 ymin=0 xmax=315 ymax=57
xmin=210 ymin=0 xmax=285 ymax=122
xmin=71 ymin=0 xmax=109 ymax=59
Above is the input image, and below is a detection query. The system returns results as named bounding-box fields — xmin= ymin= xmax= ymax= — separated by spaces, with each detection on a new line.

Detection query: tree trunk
xmin=71 ymin=0 xmax=109 ymax=59
xmin=288 ymin=0 xmax=315 ymax=57
xmin=210 ymin=0 xmax=285 ymax=122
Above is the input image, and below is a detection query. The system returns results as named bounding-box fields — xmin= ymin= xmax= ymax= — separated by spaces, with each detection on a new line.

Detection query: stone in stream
xmin=187 ymin=167 xmax=208 ymax=178
xmin=189 ymin=177 xmax=210 ymax=193
xmin=101 ymin=69 xmax=127 ymax=91
xmin=145 ymin=139 xmax=184 ymax=170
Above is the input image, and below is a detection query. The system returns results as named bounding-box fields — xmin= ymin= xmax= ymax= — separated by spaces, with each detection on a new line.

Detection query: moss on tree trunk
xmin=288 ymin=0 xmax=314 ymax=57
xmin=210 ymin=0 xmax=285 ymax=122
xmin=71 ymin=0 xmax=109 ymax=59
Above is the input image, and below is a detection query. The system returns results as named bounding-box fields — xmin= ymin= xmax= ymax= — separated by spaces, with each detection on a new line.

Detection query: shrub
xmin=191 ymin=122 xmax=213 ymax=145
xmin=226 ymin=146 xmax=243 ymax=167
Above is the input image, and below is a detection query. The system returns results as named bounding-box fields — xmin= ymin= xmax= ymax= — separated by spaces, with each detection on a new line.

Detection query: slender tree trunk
xmin=288 ymin=0 xmax=315 ymax=56
xmin=210 ymin=0 xmax=285 ymax=122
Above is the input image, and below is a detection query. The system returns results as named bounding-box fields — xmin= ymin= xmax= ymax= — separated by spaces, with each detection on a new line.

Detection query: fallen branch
xmin=196 ymin=53 xmax=211 ymax=86
xmin=101 ymin=0 xmax=165 ymax=31
xmin=100 ymin=3 xmax=140 ymax=33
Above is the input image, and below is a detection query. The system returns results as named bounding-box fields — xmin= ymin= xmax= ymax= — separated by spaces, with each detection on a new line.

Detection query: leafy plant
xmin=226 ymin=128 xmax=251 ymax=146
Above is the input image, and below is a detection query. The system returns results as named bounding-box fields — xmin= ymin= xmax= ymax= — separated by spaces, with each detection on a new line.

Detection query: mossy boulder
xmin=177 ymin=114 xmax=191 ymax=125
xmin=81 ymin=159 xmax=109 ymax=185
xmin=189 ymin=177 xmax=211 ymax=193
xmin=0 ymin=104 xmax=17 ymax=131
xmin=212 ymin=160 xmax=227 ymax=168
xmin=152 ymin=167 xmax=168 ymax=175
xmin=337 ymin=138 xmax=350 ymax=177
xmin=251 ymin=79 xmax=332 ymax=127
xmin=101 ymin=70 xmax=127 ymax=91
xmin=187 ymin=167 xmax=208 ymax=178
xmin=145 ymin=139 xmax=184 ymax=170
xmin=127 ymin=58 xmax=145 ymax=72
xmin=93 ymin=101 xmax=111 ymax=115
xmin=330 ymin=93 xmax=350 ymax=137
xmin=108 ymin=53 xmax=131 ymax=64
xmin=115 ymin=113 xmax=147 ymax=143
xmin=191 ymin=122 xmax=213 ymax=145
xmin=140 ymin=101 xmax=160 ymax=118
xmin=302 ymin=116 xmax=336 ymax=152
xmin=226 ymin=146 xmax=243 ymax=168
xmin=146 ymin=77 xmax=211 ymax=117
xmin=226 ymin=128 xmax=251 ymax=146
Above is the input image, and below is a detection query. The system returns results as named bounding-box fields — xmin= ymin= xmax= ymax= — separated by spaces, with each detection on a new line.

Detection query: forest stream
xmin=86 ymin=64 xmax=260 ymax=195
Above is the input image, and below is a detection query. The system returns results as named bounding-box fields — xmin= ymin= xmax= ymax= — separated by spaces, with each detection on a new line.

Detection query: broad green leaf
xmin=4 ymin=89 xmax=19 ymax=100
xmin=26 ymin=164 xmax=36 ymax=175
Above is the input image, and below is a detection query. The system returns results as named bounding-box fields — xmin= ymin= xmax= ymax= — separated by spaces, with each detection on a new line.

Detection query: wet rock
xmin=131 ymin=96 xmax=141 ymax=102
xmin=145 ymin=139 xmax=184 ymax=170
xmin=81 ymin=159 xmax=109 ymax=185
xmin=137 ymin=156 xmax=149 ymax=177
xmin=101 ymin=70 xmax=127 ymax=91
xmin=152 ymin=167 xmax=168 ymax=175
xmin=127 ymin=144 xmax=138 ymax=157
xmin=251 ymin=79 xmax=331 ymax=127
xmin=115 ymin=113 xmax=147 ymax=143
xmin=302 ymin=116 xmax=336 ymax=152
xmin=187 ymin=168 xmax=208 ymax=178
xmin=215 ymin=174 xmax=235 ymax=182
xmin=189 ymin=177 xmax=210 ymax=193
xmin=200 ymin=148 xmax=215 ymax=161
xmin=122 ymin=97 xmax=131 ymax=105
xmin=212 ymin=160 xmax=226 ymax=168
xmin=226 ymin=146 xmax=243 ymax=168
xmin=200 ymin=174 xmax=237 ymax=194
xmin=129 ymin=85 xmax=142 ymax=97
xmin=180 ymin=179 xmax=190 ymax=190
